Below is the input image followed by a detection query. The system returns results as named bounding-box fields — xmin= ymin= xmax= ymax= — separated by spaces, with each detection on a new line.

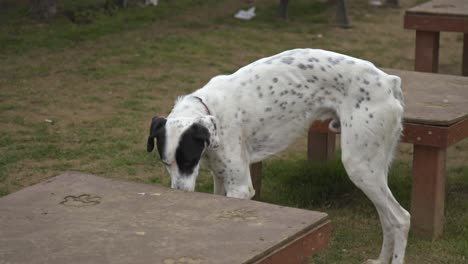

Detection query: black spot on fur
xmin=281 ymin=57 xmax=294 ymax=64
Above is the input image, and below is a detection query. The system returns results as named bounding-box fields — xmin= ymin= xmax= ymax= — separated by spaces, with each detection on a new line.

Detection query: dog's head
xmin=147 ymin=115 xmax=219 ymax=191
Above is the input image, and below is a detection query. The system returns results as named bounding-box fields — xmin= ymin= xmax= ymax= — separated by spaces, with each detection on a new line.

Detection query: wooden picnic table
xmin=404 ymin=0 xmax=468 ymax=75
xmin=251 ymin=68 xmax=468 ymax=240
xmin=0 ymin=171 xmax=330 ymax=264
xmin=310 ymin=69 xmax=468 ymax=239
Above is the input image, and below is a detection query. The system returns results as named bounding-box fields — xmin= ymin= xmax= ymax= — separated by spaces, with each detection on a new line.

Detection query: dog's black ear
xmin=147 ymin=116 xmax=167 ymax=152
xmin=191 ymin=123 xmax=210 ymax=146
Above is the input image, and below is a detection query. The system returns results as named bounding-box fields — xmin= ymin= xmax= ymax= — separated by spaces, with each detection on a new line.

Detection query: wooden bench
xmin=404 ymin=0 xmax=468 ymax=76
xmin=0 ymin=171 xmax=330 ymax=264
xmin=250 ymin=68 xmax=468 ymax=240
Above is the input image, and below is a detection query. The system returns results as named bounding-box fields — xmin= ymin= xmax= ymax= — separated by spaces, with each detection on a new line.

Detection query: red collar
xmin=193 ymin=96 xmax=211 ymax=115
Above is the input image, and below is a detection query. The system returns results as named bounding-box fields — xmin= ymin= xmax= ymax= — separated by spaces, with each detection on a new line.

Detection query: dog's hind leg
xmin=340 ymin=115 xmax=410 ymax=264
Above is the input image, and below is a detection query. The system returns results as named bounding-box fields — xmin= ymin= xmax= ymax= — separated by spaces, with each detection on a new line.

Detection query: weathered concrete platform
xmin=0 ymin=172 xmax=330 ymax=264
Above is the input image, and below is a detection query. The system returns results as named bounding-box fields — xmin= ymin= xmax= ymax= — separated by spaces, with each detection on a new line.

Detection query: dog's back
xmin=158 ymin=49 xmax=410 ymax=263
xmin=192 ymin=48 xmax=403 ymax=162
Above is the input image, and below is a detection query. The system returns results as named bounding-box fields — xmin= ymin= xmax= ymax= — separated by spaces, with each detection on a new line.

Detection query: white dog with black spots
xmin=147 ymin=49 xmax=410 ymax=264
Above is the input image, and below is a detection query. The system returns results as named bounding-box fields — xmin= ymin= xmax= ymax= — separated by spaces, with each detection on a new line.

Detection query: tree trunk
xmin=30 ymin=0 xmax=58 ymax=19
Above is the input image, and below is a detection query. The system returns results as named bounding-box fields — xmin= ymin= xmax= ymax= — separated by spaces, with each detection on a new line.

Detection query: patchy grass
xmin=0 ymin=0 xmax=467 ymax=263
xmin=257 ymin=158 xmax=468 ymax=263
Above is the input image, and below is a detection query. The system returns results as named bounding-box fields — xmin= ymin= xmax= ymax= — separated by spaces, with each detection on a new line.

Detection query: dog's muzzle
xmin=170 ymin=174 xmax=197 ymax=192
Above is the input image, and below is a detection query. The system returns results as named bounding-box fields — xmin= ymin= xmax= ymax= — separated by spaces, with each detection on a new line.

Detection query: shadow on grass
xmin=260 ymin=157 xmax=412 ymax=211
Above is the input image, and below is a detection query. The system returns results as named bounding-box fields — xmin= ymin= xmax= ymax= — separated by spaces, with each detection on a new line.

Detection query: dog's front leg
xmin=212 ymin=172 xmax=226 ymax=196
xmin=208 ymin=146 xmax=255 ymax=200
xmin=224 ymin=156 xmax=255 ymax=200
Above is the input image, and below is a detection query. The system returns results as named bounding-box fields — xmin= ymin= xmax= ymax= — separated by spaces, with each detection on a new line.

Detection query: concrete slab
xmin=0 ymin=172 xmax=330 ymax=264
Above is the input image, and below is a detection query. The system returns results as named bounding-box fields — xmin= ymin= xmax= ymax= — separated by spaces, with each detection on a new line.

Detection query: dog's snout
xmin=172 ymin=184 xmax=193 ymax=192
xmin=171 ymin=178 xmax=196 ymax=192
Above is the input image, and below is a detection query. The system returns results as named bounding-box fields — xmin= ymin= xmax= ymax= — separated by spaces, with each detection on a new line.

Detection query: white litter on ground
xmin=234 ymin=7 xmax=256 ymax=20
xmin=369 ymin=0 xmax=383 ymax=6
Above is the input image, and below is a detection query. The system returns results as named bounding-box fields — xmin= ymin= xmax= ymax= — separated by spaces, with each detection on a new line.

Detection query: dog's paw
xmin=226 ymin=186 xmax=255 ymax=200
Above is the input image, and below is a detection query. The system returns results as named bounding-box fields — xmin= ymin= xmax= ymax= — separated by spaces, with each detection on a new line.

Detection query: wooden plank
xmin=463 ymin=33 xmax=468 ymax=76
xmin=307 ymin=128 xmax=336 ymax=161
xmin=414 ymin=31 xmax=439 ymax=73
xmin=447 ymin=117 xmax=468 ymax=146
xmin=309 ymin=70 xmax=468 ymax=127
xmin=410 ymin=145 xmax=446 ymax=240
xmin=405 ymin=0 xmax=468 ymax=17
xmin=0 ymin=172 xmax=330 ymax=264
xmin=256 ymin=221 xmax=330 ymax=264
xmin=312 ymin=119 xmax=468 ymax=148
xmin=384 ymin=69 xmax=468 ymax=126
xmin=404 ymin=14 xmax=468 ymax=33
xmin=401 ymin=123 xmax=449 ymax=147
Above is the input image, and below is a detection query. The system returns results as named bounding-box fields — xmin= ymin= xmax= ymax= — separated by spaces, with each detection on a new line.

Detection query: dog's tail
xmin=328 ymin=118 xmax=341 ymax=133
xmin=389 ymin=75 xmax=404 ymax=108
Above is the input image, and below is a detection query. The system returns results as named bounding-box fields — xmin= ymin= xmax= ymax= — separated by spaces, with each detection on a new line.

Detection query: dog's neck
xmin=168 ymin=95 xmax=211 ymax=118
xmin=193 ymin=96 xmax=211 ymax=115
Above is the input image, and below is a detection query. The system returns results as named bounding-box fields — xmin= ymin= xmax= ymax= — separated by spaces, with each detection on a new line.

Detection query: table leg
xmin=250 ymin=162 xmax=262 ymax=200
xmin=278 ymin=0 xmax=289 ymax=19
xmin=410 ymin=145 xmax=446 ymax=239
xmin=463 ymin=33 xmax=468 ymax=76
xmin=336 ymin=0 xmax=351 ymax=28
xmin=307 ymin=127 xmax=336 ymax=161
xmin=415 ymin=31 xmax=440 ymax=73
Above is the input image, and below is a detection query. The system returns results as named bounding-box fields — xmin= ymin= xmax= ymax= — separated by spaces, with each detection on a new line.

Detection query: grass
xmin=259 ymin=158 xmax=468 ymax=263
xmin=0 ymin=0 xmax=467 ymax=263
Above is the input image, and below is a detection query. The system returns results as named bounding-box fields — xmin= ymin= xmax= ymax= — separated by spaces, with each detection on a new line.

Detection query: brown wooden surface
xmin=307 ymin=129 xmax=336 ymax=161
xmin=0 ymin=172 xmax=330 ymax=264
xmin=463 ymin=33 xmax=468 ymax=76
xmin=414 ymin=31 xmax=439 ymax=72
xmin=384 ymin=69 xmax=468 ymax=126
xmin=257 ymin=222 xmax=330 ymax=264
xmin=411 ymin=145 xmax=447 ymax=239
xmin=404 ymin=14 xmax=468 ymax=33
xmin=404 ymin=0 xmax=468 ymax=33
xmin=309 ymin=70 xmax=468 ymax=128
xmin=406 ymin=0 xmax=468 ymax=17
